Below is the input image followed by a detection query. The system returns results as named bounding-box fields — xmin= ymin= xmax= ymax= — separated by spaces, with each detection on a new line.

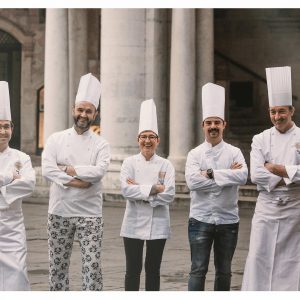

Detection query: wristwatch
xmin=207 ymin=168 xmax=214 ymax=179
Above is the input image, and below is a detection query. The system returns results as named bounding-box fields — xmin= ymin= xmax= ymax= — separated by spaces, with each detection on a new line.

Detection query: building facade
xmin=2 ymin=8 xmax=300 ymax=192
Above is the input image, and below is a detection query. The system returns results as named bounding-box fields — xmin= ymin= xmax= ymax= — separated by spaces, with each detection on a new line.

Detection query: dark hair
xmin=10 ymin=121 xmax=14 ymax=128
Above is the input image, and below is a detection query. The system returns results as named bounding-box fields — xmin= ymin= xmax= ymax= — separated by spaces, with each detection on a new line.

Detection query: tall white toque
xmin=202 ymin=82 xmax=225 ymax=121
xmin=0 ymin=81 xmax=11 ymax=121
xmin=266 ymin=66 xmax=292 ymax=107
xmin=75 ymin=73 xmax=101 ymax=109
xmin=138 ymin=99 xmax=158 ymax=136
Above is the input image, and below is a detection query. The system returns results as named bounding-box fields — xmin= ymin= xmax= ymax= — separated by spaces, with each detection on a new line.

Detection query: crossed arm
xmin=58 ymin=165 xmax=91 ymax=189
xmin=126 ymin=178 xmax=165 ymax=194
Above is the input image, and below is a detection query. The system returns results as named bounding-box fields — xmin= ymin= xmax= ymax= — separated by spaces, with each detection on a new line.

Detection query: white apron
xmin=0 ymin=147 xmax=35 ymax=291
xmin=0 ymin=201 xmax=30 ymax=291
xmin=242 ymin=190 xmax=300 ymax=290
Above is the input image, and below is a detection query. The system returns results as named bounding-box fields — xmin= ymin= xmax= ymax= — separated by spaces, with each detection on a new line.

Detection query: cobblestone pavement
xmin=23 ymin=198 xmax=254 ymax=291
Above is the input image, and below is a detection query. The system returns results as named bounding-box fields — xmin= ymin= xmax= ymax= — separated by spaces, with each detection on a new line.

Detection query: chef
xmin=0 ymin=81 xmax=35 ymax=290
xmin=242 ymin=66 xmax=300 ymax=290
xmin=120 ymin=99 xmax=175 ymax=291
xmin=185 ymin=83 xmax=248 ymax=291
xmin=42 ymin=73 xmax=110 ymax=291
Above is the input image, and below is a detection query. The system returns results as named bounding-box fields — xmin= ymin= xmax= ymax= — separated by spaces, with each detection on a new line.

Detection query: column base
xmin=167 ymin=155 xmax=187 ymax=182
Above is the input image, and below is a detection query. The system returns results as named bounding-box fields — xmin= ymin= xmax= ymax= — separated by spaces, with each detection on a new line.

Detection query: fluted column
xmin=196 ymin=9 xmax=214 ymax=145
xmin=68 ymin=9 xmax=88 ymax=126
xmin=145 ymin=9 xmax=171 ymax=157
xmin=168 ymin=9 xmax=196 ymax=179
xmin=44 ymin=9 xmax=69 ymax=142
xmin=101 ymin=9 xmax=146 ymax=160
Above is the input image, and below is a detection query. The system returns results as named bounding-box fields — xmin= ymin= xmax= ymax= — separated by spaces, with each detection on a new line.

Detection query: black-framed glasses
xmin=138 ymin=134 xmax=158 ymax=141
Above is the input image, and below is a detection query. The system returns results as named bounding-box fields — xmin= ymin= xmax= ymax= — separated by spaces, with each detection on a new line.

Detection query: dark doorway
xmin=0 ymin=30 xmax=21 ymax=149
xmin=229 ymin=81 xmax=253 ymax=108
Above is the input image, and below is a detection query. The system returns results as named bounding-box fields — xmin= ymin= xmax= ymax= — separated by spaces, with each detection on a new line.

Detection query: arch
xmin=0 ymin=17 xmax=32 ymax=46
xmin=0 ymin=27 xmax=22 ymax=149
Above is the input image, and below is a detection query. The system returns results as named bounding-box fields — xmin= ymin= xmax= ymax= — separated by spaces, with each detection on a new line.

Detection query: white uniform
xmin=0 ymin=147 xmax=35 ymax=290
xmin=120 ymin=153 xmax=175 ymax=240
xmin=185 ymin=140 xmax=248 ymax=224
xmin=42 ymin=127 xmax=110 ymax=291
xmin=42 ymin=127 xmax=110 ymax=217
xmin=242 ymin=124 xmax=300 ymax=290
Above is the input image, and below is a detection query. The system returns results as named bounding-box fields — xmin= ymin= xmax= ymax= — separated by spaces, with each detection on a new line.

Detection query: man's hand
xmin=150 ymin=184 xmax=165 ymax=195
xmin=65 ymin=166 xmax=77 ymax=177
xmin=264 ymin=162 xmax=274 ymax=173
xmin=230 ymin=162 xmax=242 ymax=169
xmin=58 ymin=165 xmax=77 ymax=177
xmin=200 ymin=170 xmax=208 ymax=178
xmin=13 ymin=171 xmax=21 ymax=180
xmin=64 ymin=178 xmax=92 ymax=189
xmin=127 ymin=178 xmax=138 ymax=185
xmin=264 ymin=162 xmax=288 ymax=178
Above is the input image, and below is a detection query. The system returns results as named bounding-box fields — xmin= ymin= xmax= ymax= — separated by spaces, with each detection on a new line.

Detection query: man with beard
xmin=0 ymin=81 xmax=35 ymax=290
xmin=242 ymin=66 xmax=300 ymax=290
xmin=42 ymin=73 xmax=110 ymax=291
xmin=185 ymin=83 xmax=248 ymax=291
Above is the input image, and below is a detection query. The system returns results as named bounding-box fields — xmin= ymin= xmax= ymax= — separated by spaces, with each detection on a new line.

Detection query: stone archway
xmin=0 ymin=29 xmax=21 ymax=149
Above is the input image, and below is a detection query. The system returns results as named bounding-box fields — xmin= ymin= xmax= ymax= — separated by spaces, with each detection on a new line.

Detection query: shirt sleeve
xmin=284 ymin=164 xmax=300 ymax=184
xmin=0 ymin=154 xmax=36 ymax=205
xmin=120 ymin=158 xmax=153 ymax=201
xmin=41 ymin=134 xmax=74 ymax=188
xmin=74 ymin=141 xmax=111 ymax=183
xmin=149 ymin=161 xmax=175 ymax=207
xmin=0 ymin=170 xmax=13 ymax=187
xmin=185 ymin=150 xmax=220 ymax=192
xmin=250 ymin=134 xmax=282 ymax=192
xmin=214 ymin=149 xmax=248 ymax=187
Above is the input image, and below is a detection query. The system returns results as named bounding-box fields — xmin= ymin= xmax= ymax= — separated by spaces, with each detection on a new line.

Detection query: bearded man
xmin=42 ymin=73 xmax=110 ymax=291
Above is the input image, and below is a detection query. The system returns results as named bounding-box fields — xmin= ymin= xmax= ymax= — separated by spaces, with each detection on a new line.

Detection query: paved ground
xmin=23 ymin=198 xmax=254 ymax=291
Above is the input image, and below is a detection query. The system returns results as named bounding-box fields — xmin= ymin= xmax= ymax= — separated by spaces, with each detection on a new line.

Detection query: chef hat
xmin=138 ymin=99 xmax=158 ymax=136
xmin=202 ymin=83 xmax=225 ymax=121
xmin=75 ymin=73 xmax=101 ymax=109
xmin=266 ymin=66 xmax=292 ymax=107
xmin=0 ymin=81 xmax=11 ymax=121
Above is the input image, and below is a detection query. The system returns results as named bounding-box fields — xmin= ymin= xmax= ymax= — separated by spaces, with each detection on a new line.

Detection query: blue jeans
xmin=188 ymin=218 xmax=239 ymax=291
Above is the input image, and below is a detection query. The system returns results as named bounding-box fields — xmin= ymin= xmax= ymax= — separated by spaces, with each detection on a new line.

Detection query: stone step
xmin=239 ymin=184 xmax=259 ymax=197
xmin=30 ymin=185 xmax=257 ymax=207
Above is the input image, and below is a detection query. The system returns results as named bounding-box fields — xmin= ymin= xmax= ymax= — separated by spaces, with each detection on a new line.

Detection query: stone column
xmin=100 ymin=9 xmax=146 ymax=160
xmin=68 ymin=9 xmax=88 ymax=126
xmin=196 ymin=9 xmax=214 ymax=145
xmin=168 ymin=9 xmax=196 ymax=179
xmin=44 ymin=9 xmax=69 ymax=142
xmin=145 ymin=9 xmax=171 ymax=157
xmin=100 ymin=9 xmax=147 ymax=196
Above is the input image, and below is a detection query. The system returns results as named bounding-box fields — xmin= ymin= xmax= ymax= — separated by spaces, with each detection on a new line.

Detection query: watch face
xmin=207 ymin=169 xmax=213 ymax=178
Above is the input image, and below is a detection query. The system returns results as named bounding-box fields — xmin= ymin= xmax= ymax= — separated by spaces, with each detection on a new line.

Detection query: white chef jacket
xmin=242 ymin=124 xmax=300 ymax=291
xmin=0 ymin=146 xmax=36 ymax=290
xmin=120 ymin=153 xmax=175 ymax=240
xmin=42 ymin=127 xmax=110 ymax=217
xmin=185 ymin=140 xmax=248 ymax=225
